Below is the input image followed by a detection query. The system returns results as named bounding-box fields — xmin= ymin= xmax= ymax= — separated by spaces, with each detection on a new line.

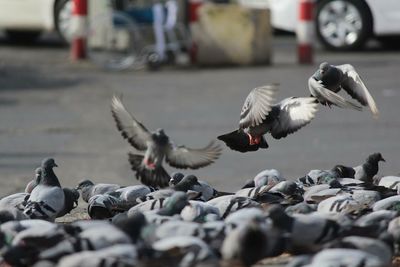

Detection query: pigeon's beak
xmin=54 ymin=163 xmax=58 ymax=167
xmin=381 ymin=158 xmax=386 ymax=162
xmin=195 ymin=181 xmax=201 ymax=186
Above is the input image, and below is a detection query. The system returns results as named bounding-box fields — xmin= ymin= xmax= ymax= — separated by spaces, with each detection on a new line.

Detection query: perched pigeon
xmin=299 ymin=165 xmax=355 ymax=186
xmin=180 ymin=200 xmax=221 ymax=222
xmin=111 ymin=95 xmax=222 ymax=188
xmin=242 ymin=169 xmax=285 ymax=188
xmin=353 ymin=153 xmax=385 ymax=183
xmin=23 ymin=158 xmax=65 ymax=221
xmin=308 ymin=62 xmax=379 ymax=118
xmin=76 ymin=179 xmax=121 ymax=203
xmin=169 ymin=173 xmax=232 ymax=201
xmin=218 ymin=84 xmax=318 ymax=152
xmin=137 ymin=174 xmax=202 ymax=203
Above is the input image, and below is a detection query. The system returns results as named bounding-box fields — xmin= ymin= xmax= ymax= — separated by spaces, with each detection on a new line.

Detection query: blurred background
xmin=0 ymin=0 xmax=399 ymax=195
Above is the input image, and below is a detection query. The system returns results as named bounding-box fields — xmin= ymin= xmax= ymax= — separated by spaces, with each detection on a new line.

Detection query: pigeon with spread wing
xmin=218 ymin=84 xmax=319 ymax=153
xmin=111 ymin=95 xmax=222 ymax=188
xmin=308 ymin=62 xmax=379 ymax=118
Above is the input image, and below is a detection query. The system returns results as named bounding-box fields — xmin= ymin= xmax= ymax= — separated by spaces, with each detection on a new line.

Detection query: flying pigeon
xmin=308 ymin=62 xmax=379 ymax=118
xmin=111 ymin=95 xmax=222 ymax=188
xmin=23 ymin=158 xmax=65 ymax=221
xmin=217 ymin=84 xmax=318 ymax=152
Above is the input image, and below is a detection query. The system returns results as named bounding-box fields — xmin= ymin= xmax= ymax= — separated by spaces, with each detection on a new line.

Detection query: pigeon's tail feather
xmin=217 ymin=129 xmax=268 ymax=153
xmin=128 ymin=153 xmax=170 ymax=188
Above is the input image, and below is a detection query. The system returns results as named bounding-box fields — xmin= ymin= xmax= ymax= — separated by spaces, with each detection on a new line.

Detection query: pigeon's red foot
xmin=144 ymin=159 xmax=156 ymax=169
xmin=247 ymin=133 xmax=261 ymax=145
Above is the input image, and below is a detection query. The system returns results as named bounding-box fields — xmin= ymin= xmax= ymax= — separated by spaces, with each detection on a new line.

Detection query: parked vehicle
xmin=0 ymin=0 xmax=71 ymax=43
xmin=268 ymin=0 xmax=400 ymax=50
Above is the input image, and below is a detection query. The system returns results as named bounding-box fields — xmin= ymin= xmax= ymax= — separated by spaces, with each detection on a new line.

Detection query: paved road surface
xmin=0 ymin=35 xmax=399 ymax=195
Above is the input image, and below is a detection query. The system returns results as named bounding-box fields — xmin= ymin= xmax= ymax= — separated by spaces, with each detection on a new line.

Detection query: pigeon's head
xmin=164 ymin=191 xmax=189 ymax=212
xmin=76 ymin=179 xmax=94 ymax=190
xmin=182 ymin=175 xmax=201 ymax=187
xmin=169 ymin=172 xmax=185 ymax=186
xmin=41 ymin=158 xmax=58 ymax=169
xmin=328 ymin=179 xmax=343 ymax=189
xmin=152 ymin=128 xmax=169 ymax=145
xmin=319 ymin=62 xmax=331 ymax=74
xmin=368 ymin=153 xmax=385 ymax=163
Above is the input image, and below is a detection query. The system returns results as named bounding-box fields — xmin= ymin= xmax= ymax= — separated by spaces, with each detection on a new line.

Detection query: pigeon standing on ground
xmin=23 ymin=158 xmax=65 ymax=221
xmin=308 ymin=62 xmax=379 ymax=118
xmin=353 ymin=153 xmax=385 ymax=183
xmin=111 ymin=95 xmax=222 ymax=188
xmin=218 ymin=84 xmax=318 ymax=152
xmin=76 ymin=179 xmax=121 ymax=203
xmin=169 ymin=173 xmax=232 ymax=201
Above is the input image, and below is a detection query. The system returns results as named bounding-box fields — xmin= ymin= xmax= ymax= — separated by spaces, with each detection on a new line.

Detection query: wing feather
xmin=111 ymin=95 xmax=152 ymax=151
xmin=165 ymin=141 xmax=222 ymax=169
xmin=270 ymin=97 xmax=319 ymax=139
xmin=337 ymin=64 xmax=379 ymax=118
xmin=239 ymin=84 xmax=278 ymax=129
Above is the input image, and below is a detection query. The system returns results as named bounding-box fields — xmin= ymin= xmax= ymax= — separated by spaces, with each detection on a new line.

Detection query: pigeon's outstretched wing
xmin=111 ymin=95 xmax=152 ymax=151
xmin=270 ymin=97 xmax=319 ymax=139
xmin=308 ymin=77 xmax=362 ymax=111
xmin=165 ymin=141 xmax=222 ymax=169
xmin=239 ymin=84 xmax=278 ymax=129
xmin=337 ymin=64 xmax=379 ymax=118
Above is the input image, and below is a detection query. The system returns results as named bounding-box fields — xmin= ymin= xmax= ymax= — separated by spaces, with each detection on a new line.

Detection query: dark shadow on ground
xmin=0 ymin=65 xmax=82 ymax=90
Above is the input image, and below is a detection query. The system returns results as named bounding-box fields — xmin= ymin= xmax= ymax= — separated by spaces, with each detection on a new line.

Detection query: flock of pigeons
xmin=0 ymin=62 xmax=397 ymax=267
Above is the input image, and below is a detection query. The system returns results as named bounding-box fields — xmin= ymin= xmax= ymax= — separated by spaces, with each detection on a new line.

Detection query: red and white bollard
xmin=297 ymin=0 xmax=315 ymax=64
xmin=71 ymin=0 xmax=88 ymax=60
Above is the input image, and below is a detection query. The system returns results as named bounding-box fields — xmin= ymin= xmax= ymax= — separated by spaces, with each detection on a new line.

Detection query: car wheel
xmin=55 ymin=0 xmax=73 ymax=43
xmin=316 ymin=0 xmax=372 ymax=50
xmin=4 ymin=30 xmax=41 ymax=44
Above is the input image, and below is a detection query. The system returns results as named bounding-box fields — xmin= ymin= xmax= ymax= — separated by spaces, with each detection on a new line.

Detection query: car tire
xmin=55 ymin=0 xmax=72 ymax=43
xmin=316 ymin=0 xmax=373 ymax=51
xmin=4 ymin=30 xmax=41 ymax=44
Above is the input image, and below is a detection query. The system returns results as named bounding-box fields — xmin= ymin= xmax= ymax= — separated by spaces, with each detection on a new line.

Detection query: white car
xmin=269 ymin=0 xmax=400 ymax=50
xmin=0 ymin=0 xmax=72 ymax=43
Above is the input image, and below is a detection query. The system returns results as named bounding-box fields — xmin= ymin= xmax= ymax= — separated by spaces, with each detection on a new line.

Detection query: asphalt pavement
xmin=0 ymin=33 xmax=399 ymax=195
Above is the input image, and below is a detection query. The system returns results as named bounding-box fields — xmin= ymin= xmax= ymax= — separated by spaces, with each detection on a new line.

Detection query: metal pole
xmin=71 ymin=0 xmax=88 ymax=60
xmin=297 ymin=0 xmax=314 ymax=64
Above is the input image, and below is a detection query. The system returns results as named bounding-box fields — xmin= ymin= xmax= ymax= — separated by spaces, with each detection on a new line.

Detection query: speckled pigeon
xmin=23 ymin=158 xmax=65 ymax=221
xmin=111 ymin=95 xmax=222 ymax=188
xmin=218 ymin=84 xmax=318 ymax=152
xmin=308 ymin=62 xmax=379 ymax=118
